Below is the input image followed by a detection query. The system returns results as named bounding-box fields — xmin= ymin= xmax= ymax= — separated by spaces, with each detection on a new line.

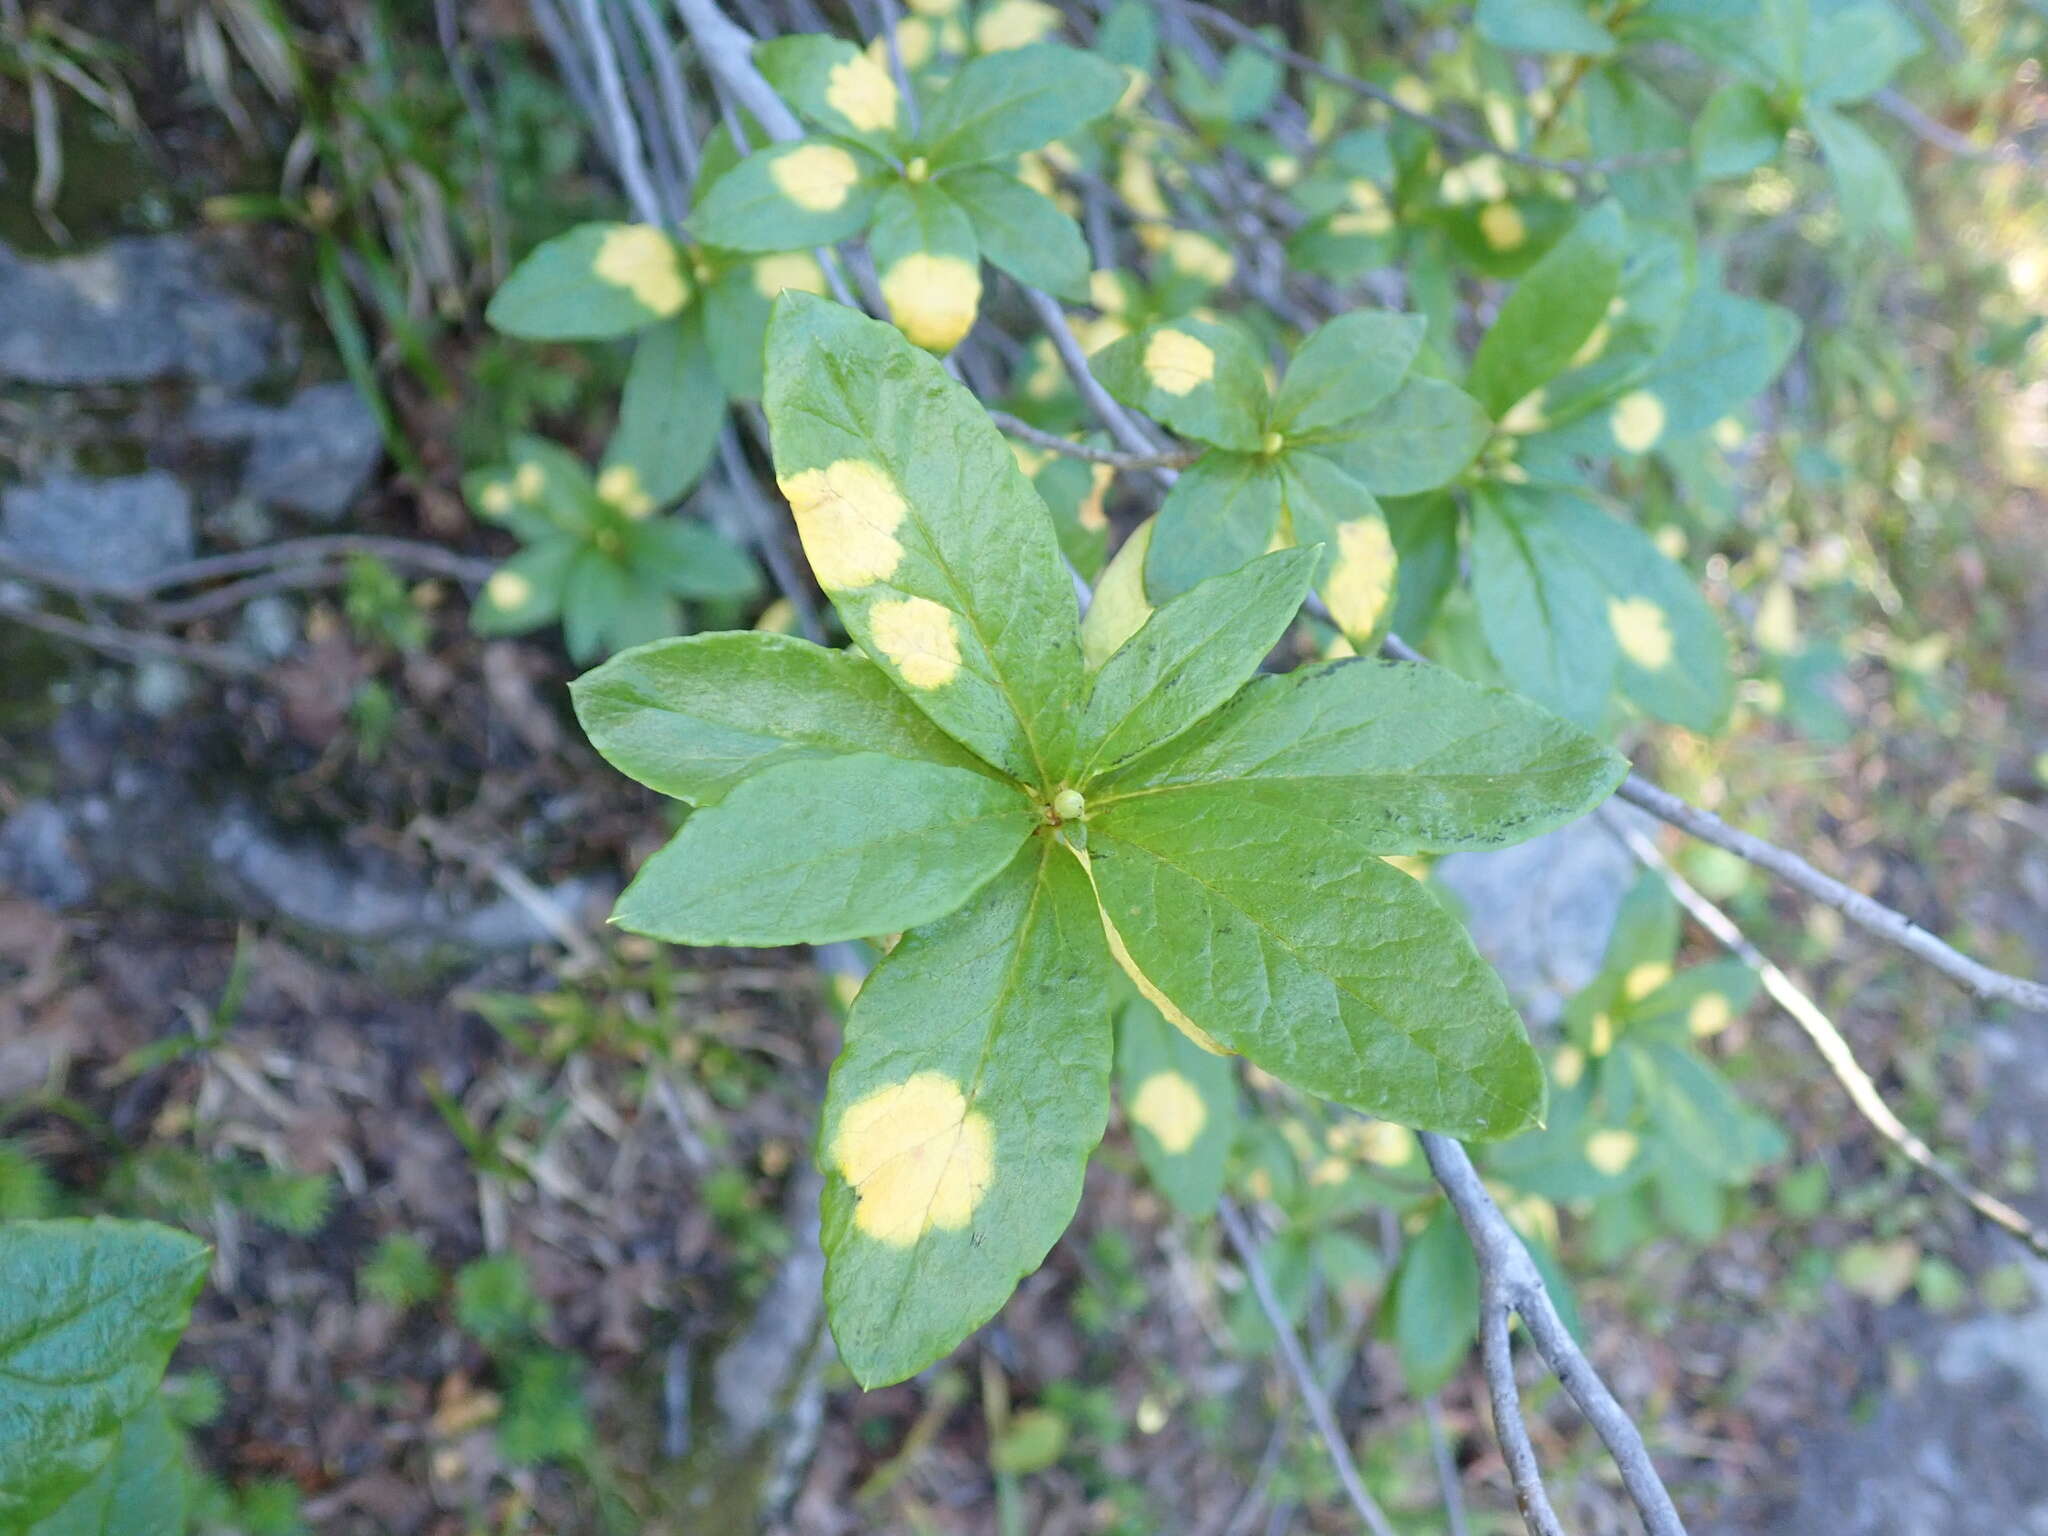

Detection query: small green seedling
xmin=465 ymin=433 xmax=760 ymax=661
xmin=573 ymin=293 xmax=1627 ymax=1386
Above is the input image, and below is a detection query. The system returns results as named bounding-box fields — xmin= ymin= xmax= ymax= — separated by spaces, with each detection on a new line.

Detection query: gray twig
xmin=1602 ymin=810 xmax=2048 ymax=1261
xmin=1217 ymin=1198 xmax=1399 ymax=1536
xmin=1612 ymin=772 xmax=2048 ymax=1013
xmin=1420 ymin=1133 xmax=1688 ymax=1536
xmin=986 ymin=409 xmax=1198 ymax=470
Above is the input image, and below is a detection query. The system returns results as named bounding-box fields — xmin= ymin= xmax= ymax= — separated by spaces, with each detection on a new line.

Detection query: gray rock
xmin=188 ymin=382 xmax=382 ymax=521
xmin=1433 ymin=808 xmax=1646 ymax=1028
xmin=0 ymin=236 xmax=276 ymax=389
xmin=0 ymin=801 xmax=94 ymax=909
xmin=1 ymin=471 xmax=194 ymax=585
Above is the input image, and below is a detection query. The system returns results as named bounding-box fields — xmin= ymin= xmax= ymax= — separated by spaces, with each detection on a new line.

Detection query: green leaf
xmin=1097 ymin=658 xmax=1625 ymax=853
xmin=1385 ymin=493 xmax=1459 ymax=640
xmin=562 ymin=548 xmax=633 ymax=662
xmin=754 ymin=34 xmax=905 ymax=151
xmin=1540 ymin=490 xmax=1732 ymax=732
xmin=1475 ymin=0 xmax=1616 ymax=55
xmin=1693 ymin=83 xmax=1784 ymax=180
xmin=572 ymin=631 xmax=990 ymax=806
xmin=1617 ymin=281 xmax=1800 ymax=444
xmin=1272 ymin=311 xmax=1425 ymax=437
xmin=942 ymin=167 xmax=1091 ymax=303
xmin=1089 ymin=789 xmax=1547 ymax=1137
xmin=0 ymin=1219 xmax=208 ymax=1525
xmin=614 ymin=753 xmax=1035 ymax=946
xmin=1631 ymin=958 xmax=1758 ymax=1038
xmin=485 ymin=223 xmax=690 ymax=340
xmin=1142 ymin=452 xmax=1285 ymax=602
xmin=764 ymin=293 xmax=1088 ymax=784
xmin=1805 ymin=1 xmax=1921 ymax=104
xmin=1276 ymin=451 xmax=1397 ymax=643
xmin=1092 ymin=318 xmax=1271 ymax=453
xmin=1598 ymin=868 xmax=1682 ymax=988
xmin=471 ymin=538 xmax=578 ymax=639
xmin=606 ymin=310 xmax=724 ymax=507
xmin=689 ymin=139 xmax=884 ymax=252
xmin=918 ymin=43 xmax=1126 ymax=168
xmin=1809 ymin=105 xmax=1913 ymax=247
xmin=1469 ymin=201 xmax=1629 ymax=418
xmin=1312 ymin=377 xmax=1492 ymax=496
xmin=1583 ymin=66 xmax=1691 ymax=222
xmin=626 ymin=519 xmax=763 ymax=602
xmin=819 ymin=842 xmax=1111 ymax=1386
xmin=1469 ymin=483 xmax=1617 ymax=726
xmin=1117 ymin=994 xmax=1239 ymax=1218
xmin=702 ymin=253 xmax=831 ymax=400
xmin=22 ymin=1396 xmax=186 ymax=1536
xmin=1388 ymin=1205 xmax=1479 ymax=1392
xmin=869 ymin=181 xmax=983 ymax=353
xmin=1080 ymin=547 xmax=1316 ymax=777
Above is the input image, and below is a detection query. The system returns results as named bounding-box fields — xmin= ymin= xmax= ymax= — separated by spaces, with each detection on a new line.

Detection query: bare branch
xmin=1421 ymin=1132 xmax=1688 ymax=1536
xmin=1602 ymin=810 xmax=2048 ymax=1261
xmin=1612 ymin=772 xmax=2048 ymax=1014
xmin=1173 ymin=1 xmax=1677 ymax=179
xmin=1477 ymin=1301 xmax=1563 ymax=1536
xmin=985 ymin=410 xmax=1198 ymax=470
xmin=1421 ymin=1393 xmax=1473 ymax=1536
xmin=671 ymin=0 xmax=803 ymax=141
xmin=0 ymin=598 xmax=265 ymax=676
xmin=1017 ymin=287 xmax=1177 ymax=478
xmin=1873 ymin=87 xmax=2046 ymax=168
xmin=1216 ymin=1198 xmax=1399 ymax=1536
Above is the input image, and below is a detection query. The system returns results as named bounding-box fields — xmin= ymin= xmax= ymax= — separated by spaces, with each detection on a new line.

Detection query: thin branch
xmin=985 ymin=410 xmax=1198 ymax=470
xmin=1476 ymin=1301 xmax=1562 ymax=1536
xmin=1018 ymin=287 xmax=1177 ymax=484
xmin=1422 ymin=1393 xmax=1473 ymax=1536
xmin=1612 ymin=772 xmax=2048 ymax=1014
xmin=0 ymin=536 xmax=495 ymax=600
xmin=0 ymin=599 xmax=265 ymax=676
xmin=1174 ymin=1 xmax=1673 ymax=179
xmin=1420 ymin=1133 xmax=1688 ymax=1536
xmin=1602 ymin=810 xmax=2048 ymax=1262
xmin=1217 ymin=1198 xmax=1399 ymax=1536
xmin=1873 ymin=88 xmax=2046 ymax=169
xmin=569 ymin=0 xmax=667 ymax=225
xmin=671 ymin=0 xmax=803 ymax=140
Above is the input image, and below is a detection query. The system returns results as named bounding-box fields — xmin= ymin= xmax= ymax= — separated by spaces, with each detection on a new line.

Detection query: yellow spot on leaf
xmin=752 ymin=251 xmax=828 ymax=299
xmin=1608 ymin=595 xmax=1674 ymax=671
xmin=868 ymin=595 xmax=962 ymax=688
xmin=1478 ymin=201 xmax=1526 ymax=251
xmin=891 ymin=18 xmax=936 ymax=68
xmin=1570 ymin=319 xmax=1611 ymax=368
xmin=974 ymin=0 xmax=1058 ymax=51
xmin=478 ymin=481 xmax=514 ymax=516
xmin=1265 ymin=153 xmax=1301 ymax=187
xmin=1589 ymin=1011 xmax=1615 ymax=1056
xmin=1689 ymin=992 xmax=1733 ymax=1038
xmin=1755 ymin=581 xmax=1799 ymax=654
xmin=1142 ymin=328 xmax=1214 ymax=396
xmin=513 ymin=462 xmax=545 ymax=500
xmin=1712 ymin=415 xmax=1747 ymax=451
xmin=880 ymin=252 xmax=983 ymax=352
xmin=1118 ymin=146 xmax=1169 ymax=220
xmin=1441 ymin=154 xmax=1506 ymax=205
xmin=1391 ymin=75 xmax=1434 ymax=114
xmin=832 ymin=1072 xmax=994 ymax=1245
xmin=1623 ymin=961 xmax=1672 ymax=1003
xmin=825 ymin=52 xmax=899 ymax=134
xmin=780 ymin=459 xmax=908 ymax=590
xmin=1310 ymin=1156 xmax=1350 ymax=1187
xmin=1609 ymin=389 xmax=1666 ymax=453
xmin=1130 ymin=1071 xmax=1207 ymax=1154
xmin=1324 ymin=517 xmax=1398 ymax=639
xmin=1499 ymin=388 xmax=1549 ymax=437
xmin=770 ymin=143 xmax=863 ymax=212
xmin=1166 ymin=229 xmax=1235 ymax=286
xmin=1089 ymin=269 xmax=1128 ymax=315
xmin=1654 ymin=525 xmax=1688 ymax=560
xmin=1330 ymin=179 xmax=1393 ymax=236
xmin=597 ymin=464 xmax=655 ymax=518
xmin=1081 ymin=518 xmax=1155 ymax=668
xmin=1360 ymin=1121 xmax=1417 ymax=1166
xmin=593 ymin=225 xmax=689 ymax=316
xmin=906 ymin=0 xmax=958 ymax=15
xmin=1552 ymin=1044 xmax=1586 ymax=1088
xmin=1585 ymin=1129 xmax=1640 ymax=1176
xmin=485 ymin=569 xmax=533 ymax=610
